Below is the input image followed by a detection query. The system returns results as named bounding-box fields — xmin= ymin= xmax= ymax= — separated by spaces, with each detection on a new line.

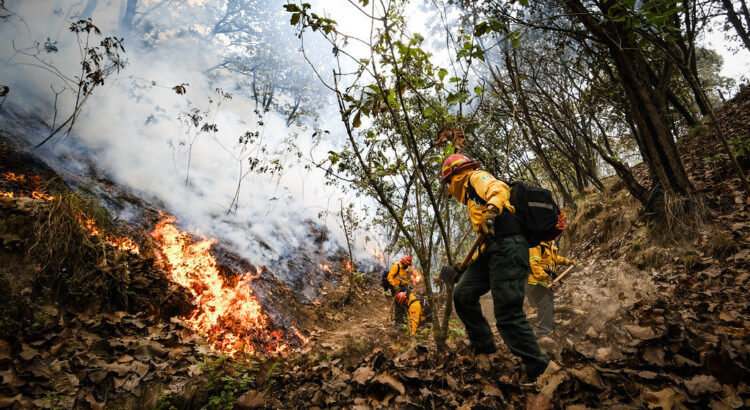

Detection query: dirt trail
xmin=299 ymin=288 xmax=398 ymax=354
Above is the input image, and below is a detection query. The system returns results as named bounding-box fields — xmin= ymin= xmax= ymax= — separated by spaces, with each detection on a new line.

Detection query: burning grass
xmin=28 ymin=192 xmax=133 ymax=305
xmin=151 ymin=213 xmax=305 ymax=357
xmin=0 ymin=171 xmax=55 ymax=200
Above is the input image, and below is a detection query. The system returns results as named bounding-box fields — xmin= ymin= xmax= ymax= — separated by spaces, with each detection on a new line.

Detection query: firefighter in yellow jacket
xmin=388 ymin=256 xmax=412 ymax=327
xmin=395 ymin=291 xmax=426 ymax=335
xmin=527 ymin=241 xmax=575 ymax=338
xmin=441 ymin=153 xmax=549 ymax=382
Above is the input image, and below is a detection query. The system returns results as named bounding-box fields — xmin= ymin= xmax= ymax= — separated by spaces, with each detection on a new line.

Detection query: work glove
xmin=439 ymin=264 xmax=461 ymax=284
xmin=480 ymin=206 xmax=500 ymax=237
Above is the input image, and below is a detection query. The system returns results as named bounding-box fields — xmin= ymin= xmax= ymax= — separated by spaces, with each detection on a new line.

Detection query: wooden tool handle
xmin=550 ymin=265 xmax=575 ymax=287
xmin=457 ymin=234 xmax=485 ymax=272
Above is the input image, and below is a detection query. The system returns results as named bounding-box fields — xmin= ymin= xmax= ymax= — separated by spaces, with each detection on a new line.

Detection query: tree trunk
xmin=722 ymin=0 xmax=750 ymax=52
xmin=286 ymin=96 xmax=301 ymax=127
xmin=80 ymin=0 xmax=99 ymax=19
xmin=120 ymin=0 xmax=137 ymax=32
xmin=340 ymin=202 xmax=356 ymax=304
xmin=563 ymin=0 xmax=696 ymax=201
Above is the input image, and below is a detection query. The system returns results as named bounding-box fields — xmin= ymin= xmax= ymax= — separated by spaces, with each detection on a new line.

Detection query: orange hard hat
xmin=401 ymin=256 xmax=412 ymax=265
xmin=395 ymin=291 xmax=408 ymax=305
xmin=441 ymin=153 xmax=480 ymax=183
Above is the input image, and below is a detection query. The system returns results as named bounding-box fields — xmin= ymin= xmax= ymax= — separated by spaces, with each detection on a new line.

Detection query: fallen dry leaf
xmin=525 ymin=393 xmax=553 ymax=410
xmin=481 ymin=382 xmax=503 ymax=397
xmin=373 ymin=372 xmax=405 ymax=395
xmin=235 ymin=390 xmax=266 ymax=410
xmin=624 ymin=325 xmax=656 ymax=340
xmin=0 ymin=394 xmax=22 ymax=408
xmin=54 ymin=372 xmax=79 ymax=395
xmin=353 ymin=366 xmax=375 ymax=384
xmin=0 ymin=339 xmax=10 ymax=360
xmin=18 ymin=343 xmax=38 ymax=361
xmin=568 ymin=366 xmax=605 ymax=390
xmin=643 ymin=387 xmax=683 ymax=409
xmin=445 ymin=373 xmax=458 ymax=390
xmin=643 ymin=345 xmax=666 ymax=366
xmin=683 ymin=375 xmax=722 ymax=396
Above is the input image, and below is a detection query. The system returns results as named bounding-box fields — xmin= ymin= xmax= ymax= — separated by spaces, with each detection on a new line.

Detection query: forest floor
xmin=0 ymin=89 xmax=749 ymax=409
xmin=245 ymin=89 xmax=750 ymax=409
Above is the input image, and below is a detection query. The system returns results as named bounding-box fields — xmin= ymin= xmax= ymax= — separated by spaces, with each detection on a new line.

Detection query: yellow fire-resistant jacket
xmin=404 ymin=294 xmax=425 ymax=335
xmin=387 ymin=262 xmax=409 ymax=288
xmin=529 ymin=242 xmax=573 ymax=286
xmin=447 ymin=169 xmax=515 ymax=233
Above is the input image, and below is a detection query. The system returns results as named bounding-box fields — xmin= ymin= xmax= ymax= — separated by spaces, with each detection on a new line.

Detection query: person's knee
xmin=452 ymin=284 xmax=473 ymax=306
xmin=495 ymin=301 xmax=526 ymax=323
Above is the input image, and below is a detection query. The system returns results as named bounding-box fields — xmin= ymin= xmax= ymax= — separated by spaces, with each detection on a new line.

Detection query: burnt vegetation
xmin=0 ymin=0 xmax=749 ymax=409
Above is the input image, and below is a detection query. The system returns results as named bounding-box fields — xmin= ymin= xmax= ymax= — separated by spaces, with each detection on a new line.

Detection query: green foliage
xmin=730 ymin=136 xmax=750 ymax=157
xmin=447 ymin=319 xmax=466 ymax=340
xmin=353 ymin=272 xmax=365 ymax=284
xmin=201 ymin=355 xmax=259 ymax=410
xmin=474 ymin=18 xmax=508 ymax=37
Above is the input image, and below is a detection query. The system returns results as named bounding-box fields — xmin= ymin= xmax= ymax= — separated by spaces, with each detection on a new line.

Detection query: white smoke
xmin=0 ymin=0 xmax=380 ymax=268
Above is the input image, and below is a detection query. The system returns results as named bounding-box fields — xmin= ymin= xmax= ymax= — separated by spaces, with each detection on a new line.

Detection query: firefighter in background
xmin=527 ymin=241 xmax=575 ymax=339
xmin=387 ymin=256 xmax=412 ymax=327
xmin=395 ymin=291 xmax=427 ymax=335
xmin=441 ymin=153 xmax=549 ymax=382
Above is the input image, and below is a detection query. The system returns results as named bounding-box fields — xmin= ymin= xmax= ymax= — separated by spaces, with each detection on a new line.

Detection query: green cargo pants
xmin=390 ymin=285 xmax=407 ymax=327
xmin=453 ymin=234 xmax=549 ymax=380
xmin=526 ymin=283 xmax=555 ymax=338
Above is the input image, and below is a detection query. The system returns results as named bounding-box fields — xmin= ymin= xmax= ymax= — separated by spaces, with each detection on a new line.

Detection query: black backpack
xmin=466 ymin=177 xmax=564 ymax=247
xmin=409 ymin=298 xmax=433 ymax=323
xmin=508 ymin=181 xmax=564 ymax=247
xmin=381 ymin=269 xmax=394 ymax=292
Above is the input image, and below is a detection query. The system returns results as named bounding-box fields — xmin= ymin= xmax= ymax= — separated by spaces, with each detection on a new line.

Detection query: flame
xmin=151 ymin=213 xmax=304 ymax=356
xmin=1 ymin=172 xmax=54 ymax=200
xmin=344 ymin=260 xmax=352 ymax=271
xmin=291 ymin=325 xmax=309 ymax=344
xmin=319 ymin=264 xmax=331 ymax=272
xmin=31 ymin=191 xmax=55 ymax=201
xmin=411 ymin=270 xmax=423 ymax=284
xmin=105 ymin=235 xmax=140 ymax=254
xmin=369 ymin=248 xmax=385 ymax=263
xmin=3 ymin=172 xmax=25 ymax=182
xmin=76 ymin=214 xmax=140 ymax=254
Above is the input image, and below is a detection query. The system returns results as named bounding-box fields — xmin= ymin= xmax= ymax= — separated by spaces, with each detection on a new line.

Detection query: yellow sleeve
xmin=551 ymin=249 xmax=572 ymax=265
xmin=529 ymin=246 xmax=549 ymax=284
xmin=387 ymin=264 xmax=400 ymax=287
xmin=408 ymin=303 xmax=422 ymax=335
xmin=469 ymin=171 xmax=514 ymax=213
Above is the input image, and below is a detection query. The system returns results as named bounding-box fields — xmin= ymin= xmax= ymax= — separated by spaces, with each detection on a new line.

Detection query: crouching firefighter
xmin=527 ymin=241 xmax=575 ymax=339
xmin=386 ymin=256 xmax=412 ymax=327
xmin=441 ymin=154 xmax=549 ymax=382
xmin=395 ymin=291 xmax=431 ymax=335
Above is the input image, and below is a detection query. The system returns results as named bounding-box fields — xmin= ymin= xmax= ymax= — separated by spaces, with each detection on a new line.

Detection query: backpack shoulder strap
xmin=465 ymin=173 xmax=487 ymax=206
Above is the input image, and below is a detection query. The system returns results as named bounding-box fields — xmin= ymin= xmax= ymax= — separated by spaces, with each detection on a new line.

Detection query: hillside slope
xmin=235 ymin=90 xmax=750 ymax=409
xmin=1 ymin=89 xmax=748 ymax=408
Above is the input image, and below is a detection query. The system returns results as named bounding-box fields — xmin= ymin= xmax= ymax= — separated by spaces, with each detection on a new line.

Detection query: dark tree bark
xmin=722 ymin=0 xmax=750 ymax=52
xmin=286 ymin=96 xmax=301 ymax=127
xmin=562 ymin=0 xmax=696 ymax=201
